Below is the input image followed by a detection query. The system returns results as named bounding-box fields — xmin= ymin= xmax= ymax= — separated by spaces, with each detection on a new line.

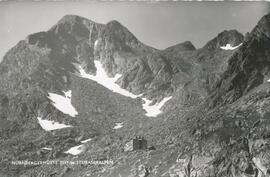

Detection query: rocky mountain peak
xmin=203 ymin=29 xmax=244 ymax=50
xmin=56 ymin=14 xmax=94 ymax=25
xmin=164 ymin=41 xmax=196 ymax=53
xmin=181 ymin=41 xmax=196 ymax=50
xmin=106 ymin=20 xmax=123 ymax=28
xmin=250 ymin=13 xmax=270 ymax=39
xmin=209 ymin=13 xmax=270 ymax=107
xmin=26 ymin=15 xmax=100 ymax=48
xmin=102 ymin=20 xmax=139 ymax=47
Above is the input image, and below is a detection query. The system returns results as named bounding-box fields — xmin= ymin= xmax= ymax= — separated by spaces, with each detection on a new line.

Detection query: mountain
xmin=209 ymin=14 xmax=270 ymax=107
xmin=0 ymin=13 xmax=270 ymax=177
xmin=203 ymin=29 xmax=244 ymax=50
xmin=164 ymin=41 xmax=196 ymax=53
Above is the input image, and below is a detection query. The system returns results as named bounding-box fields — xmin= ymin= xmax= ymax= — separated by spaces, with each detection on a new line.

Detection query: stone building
xmin=124 ymin=136 xmax=147 ymax=152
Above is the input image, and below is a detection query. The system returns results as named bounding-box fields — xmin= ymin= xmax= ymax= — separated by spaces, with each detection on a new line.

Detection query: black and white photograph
xmin=0 ymin=1 xmax=270 ymax=177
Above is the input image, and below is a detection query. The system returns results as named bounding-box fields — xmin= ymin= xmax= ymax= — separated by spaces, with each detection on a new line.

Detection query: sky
xmin=0 ymin=1 xmax=269 ymax=60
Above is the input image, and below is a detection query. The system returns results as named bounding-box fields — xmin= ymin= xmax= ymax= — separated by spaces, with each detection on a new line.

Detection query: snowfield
xmin=220 ymin=43 xmax=242 ymax=50
xmin=78 ymin=60 xmax=139 ymax=98
xmin=64 ymin=144 xmax=85 ymax=155
xmin=64 ymin=138 xmax=92 ymax=155
xmin=113 ymin=122 xmax=124 ymax=129
xmin=94 ymin=40 xmax=99 ymax=48
xmin=41 ymin=147 xmax=52 ymax=151
xmin=37 ymin=116 xmax=72 ymax=131
xmin=142 ymin=96 xmax=173 ymax=117
xmin=94 ymin=39 xmax=101 ymax=50
xmin=78 ymin=60 xmax=172 ymax=117
xmin=48 ymin=90 xmax=78 ymax=117
xmin=81 ymin=138 xmax=92 ymax=143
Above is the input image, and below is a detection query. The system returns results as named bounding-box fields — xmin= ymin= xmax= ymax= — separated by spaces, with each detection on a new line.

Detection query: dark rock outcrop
xmin=209 ymin=13 xmax=270 ymax=107
xmin=164 ymin=41 xmax=196 ymax=53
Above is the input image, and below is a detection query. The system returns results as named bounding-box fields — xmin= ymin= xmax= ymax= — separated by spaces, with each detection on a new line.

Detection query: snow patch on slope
xmin=41 ymin=147 xmax=52 ymax=151
xmin=94 ymin=40 xmax=99 ymax=47
xmin=64 ymin=144 xmax=85 ymax=155
xmin=94 ymin=39 xmax=99 ymax=49
xmin=37 ymin=116 xmax=72 ymax=131
xmin=78 ymin=60 xmax=139 ymax=99
xmin=142 ymin=96 xmax=173 ymax=117
xmin=113 ymin=122 xmax=123 ymax=129
xmin=65 ymin=138 xmax=92 ymax=155
xmin=78 ymin=60 xmax=172 ymax=117
xmin=81 ymin=138 xmax=92 ymax=143
xmin=48 ymin=90 xmax=78 ymax=117
xmin=220 ymin=43 xmax=242 ymax=50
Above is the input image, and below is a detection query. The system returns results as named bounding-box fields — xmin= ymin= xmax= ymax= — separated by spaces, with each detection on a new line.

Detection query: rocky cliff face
xmin=1 ymin=13 xmax=270 ymax=177
xmin=209 ymin=13 xmax=270 ymax=107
